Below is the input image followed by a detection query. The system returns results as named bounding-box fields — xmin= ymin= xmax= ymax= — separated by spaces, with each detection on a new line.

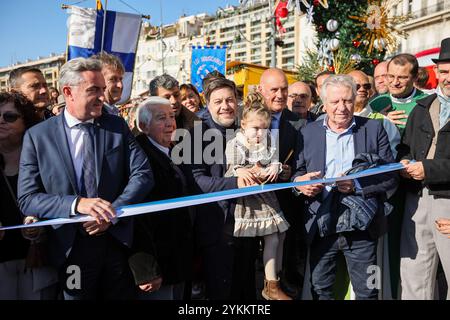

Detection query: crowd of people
xmin=1 ymin=37 xmax=450 ymax=301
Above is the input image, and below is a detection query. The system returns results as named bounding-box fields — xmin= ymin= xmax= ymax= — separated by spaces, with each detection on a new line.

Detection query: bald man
xmin=258 ymin=68 xmax=307 ymax=298
xmin=348 ymin=70 xmax=400 ymax=157
xmin=373 ymin=61 xmax=389 ymax=96
xmin=287 ymin=81 xmax=317 ymax=122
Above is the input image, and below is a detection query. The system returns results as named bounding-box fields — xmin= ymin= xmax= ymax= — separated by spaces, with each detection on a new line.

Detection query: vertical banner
xmin=190 ymin=46 xmax=227 ymax=93
xmin=67 ymin=5 xmax=141 ymax=104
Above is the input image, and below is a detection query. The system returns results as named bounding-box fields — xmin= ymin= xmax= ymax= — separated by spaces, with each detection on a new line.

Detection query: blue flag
xmin=67 ymin=5 xmax=141 ymax=103
xmin=191 ymin=46 xmax=227 ymax=93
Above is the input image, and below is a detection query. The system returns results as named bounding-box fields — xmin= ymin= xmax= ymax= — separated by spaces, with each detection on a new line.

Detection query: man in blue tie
xmin=18 ymin=57 xmax=154 ymax=300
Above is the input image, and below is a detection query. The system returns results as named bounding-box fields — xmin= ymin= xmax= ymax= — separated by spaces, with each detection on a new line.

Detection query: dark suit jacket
xmin=18 ymin=112 xmax=153 ymax=267
xmin=293 ymin=116 xmax=397 ymax=243
xmin=274 ymin=109 xmax=307 ymax=223
xmin=183 ymin=110 xmax=238 ymax=247
xmin=397 ymin=94 xmax=450 ymax=198
xmin=130 ymin=135 xmax=193 ymax=285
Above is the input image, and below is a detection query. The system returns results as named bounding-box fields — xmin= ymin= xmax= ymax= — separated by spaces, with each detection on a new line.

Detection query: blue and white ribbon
xmin=0 ymin=163 xmax=403 ymax=231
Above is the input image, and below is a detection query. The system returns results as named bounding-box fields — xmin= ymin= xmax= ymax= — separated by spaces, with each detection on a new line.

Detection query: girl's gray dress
xmin=225 ymin=131 xmax=290 ymax=237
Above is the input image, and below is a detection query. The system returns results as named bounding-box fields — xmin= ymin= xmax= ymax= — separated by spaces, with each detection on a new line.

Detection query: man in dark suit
xmin=9 ymin=66 xmax=53 ymax=120
xmin=92 ymin=52 xmax=124 ymax=116
xmin=293 ymin=74 xmax=397 ymax=300
xmin=181 ymin=77 xmax=256 ymax=300
xmin=129 ymin=96 xmax=193 ymax=300
xmin=149 ymin=74 xmax=199 ymax=132
xmin=18 ymin=57 xmax=154 ymax=300
xmin=258 ymin=68 xmax=307 ymax=298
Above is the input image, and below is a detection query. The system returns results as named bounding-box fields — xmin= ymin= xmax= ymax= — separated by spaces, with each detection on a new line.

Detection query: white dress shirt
xmin=63 ymin=110 xmax=94 ymax=215
xmin=148 ymin=136 xmax=170 ymax=158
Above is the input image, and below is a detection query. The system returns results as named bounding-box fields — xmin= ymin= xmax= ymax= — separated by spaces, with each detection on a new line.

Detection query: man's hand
xmin=436 ymin=218 xmax=450 ymax=239
xmin=294 ymin=171 xmax=324 ymax=197
xmin=404 ymin=161 xmax=425 ymax=181
xmin=82 ymin=220 xmax=111 ymax=236
xmin=383 ymin=109 xmax=408 ymax=126
xmin=236 ymin=168 xmax=260 ymax=187
xmin=399 ymin=159 xmax=412 ymax=179
xmin=139 ymin=276 xmax=163 ymax=292
xmin=21 ymin=216 xmax=42 ymax=241
xmin=76 ymin=197 xmax=116 ymax=224
xmin=278 ymin=164 xmax=292 ymax=181
xmin=260 ymin=164 xmax=280 ymax=183
xmin=336 ymin=179 xmax=355 ymax=194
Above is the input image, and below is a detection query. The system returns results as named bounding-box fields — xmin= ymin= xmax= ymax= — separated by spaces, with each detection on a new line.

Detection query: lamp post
xmin=269 ymin=0 xmax=277 ymax=67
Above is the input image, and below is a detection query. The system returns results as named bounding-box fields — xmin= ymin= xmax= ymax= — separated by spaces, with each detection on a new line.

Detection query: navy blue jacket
xmin=293 ymin=116 xmax=397 ymax=243
xmin=183 ymin=110 xmax=238 ymax=247
xmin=18 ymin=112 xmax=153 ymax=267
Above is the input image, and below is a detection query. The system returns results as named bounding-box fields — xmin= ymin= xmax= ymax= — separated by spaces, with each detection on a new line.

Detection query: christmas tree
xmin=295 ymin=0 xmax=410 ymax=80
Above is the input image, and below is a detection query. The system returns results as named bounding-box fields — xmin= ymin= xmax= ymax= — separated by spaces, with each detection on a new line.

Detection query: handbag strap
xmin=1 ymin=167 xmax=18 ymax=206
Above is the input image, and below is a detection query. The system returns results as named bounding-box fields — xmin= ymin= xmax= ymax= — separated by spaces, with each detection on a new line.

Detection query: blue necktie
xmin=270 ymin=115 xmax=278 ymax=130
xmin=78 ymin=123 xmax=97 ymax=198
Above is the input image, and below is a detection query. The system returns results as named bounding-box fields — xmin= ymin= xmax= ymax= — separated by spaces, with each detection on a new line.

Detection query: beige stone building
xmin=395 ymin=0 xmax=450 ymax=54
xmin=0 ymin=53 xmax=66 ymax=92
xmin=132 ymin=14 xmax=207 ymax=96
xmin=203 ymin=0 xmax=306 ymax=70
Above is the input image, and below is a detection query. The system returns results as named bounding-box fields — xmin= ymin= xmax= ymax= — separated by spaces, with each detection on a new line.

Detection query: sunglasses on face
xmin=356 ymin=83 xmax=372 ymax=90
xmin=0 ymin=111 xmax=22 ymax=123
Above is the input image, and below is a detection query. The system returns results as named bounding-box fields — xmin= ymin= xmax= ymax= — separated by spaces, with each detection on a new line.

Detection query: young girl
xmin=224 ymin=92 xmax=291 ymax=300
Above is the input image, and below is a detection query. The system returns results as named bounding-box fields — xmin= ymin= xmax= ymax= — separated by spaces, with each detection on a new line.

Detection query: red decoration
xmin=352 ymin=40 xmax=361 ymax=48
xmin=318 ymin=25 xmax=325 ymax=32
xmin=328 ymin=65 xmax=335 ymax=72
xmin=313 ymin=0 xmax=320 ymax=6
xmin=372 ymin=58 xmax=380 ymax=66
xmin=279 ymin=7 xmax=289 ymax=18
xmin=274 ymin=1 xmax=288 ymax=34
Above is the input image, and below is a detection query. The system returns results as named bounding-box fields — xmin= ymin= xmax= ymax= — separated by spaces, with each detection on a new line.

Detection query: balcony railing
xmin=410 ymin=0 xmax=449 ymax=20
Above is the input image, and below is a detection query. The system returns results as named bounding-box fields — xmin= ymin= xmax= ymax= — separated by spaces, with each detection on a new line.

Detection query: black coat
xmin=182 ymin=110 xmax=238 ymax=247
xmin=397 ymin=94 xmax=450 ymax=198
xmin=0 ymin=171 xmax=29 ymax=263
xmin=130 ymin=135 xmax=193 ymax=285
xmin=275 ymin=109 xmax=307 ymax=223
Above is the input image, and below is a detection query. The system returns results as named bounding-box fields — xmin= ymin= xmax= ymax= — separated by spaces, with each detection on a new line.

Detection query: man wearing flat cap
xmin=397 ymin=37 xmax=450 ymax=300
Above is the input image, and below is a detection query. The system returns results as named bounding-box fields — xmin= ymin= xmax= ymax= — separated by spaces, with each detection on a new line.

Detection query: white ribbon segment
xmin=0 ymin=163 xmax=404 ymax=231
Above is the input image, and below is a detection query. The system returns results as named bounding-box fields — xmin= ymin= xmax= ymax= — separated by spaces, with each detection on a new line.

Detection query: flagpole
xmin=101 ymin=0 xmax=108 ymax=53
xmin=160 ymin=0 xmax=165 ymax=73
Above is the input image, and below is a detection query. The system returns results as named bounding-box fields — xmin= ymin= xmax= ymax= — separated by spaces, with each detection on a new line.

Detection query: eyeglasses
xmin=386 ymin=74 xmax=411 ymax=83
xmin=0 ymin=111 xmax=22 ymax=123
xmin=356 ymin=83 xmax=372 ymax=90
xmin=288 ymin=93 xmax=310 ymax=99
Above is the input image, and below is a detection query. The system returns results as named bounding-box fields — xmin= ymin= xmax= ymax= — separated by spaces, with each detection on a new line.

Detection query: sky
xmin=0 ymin=0 xmax=240 ymax=68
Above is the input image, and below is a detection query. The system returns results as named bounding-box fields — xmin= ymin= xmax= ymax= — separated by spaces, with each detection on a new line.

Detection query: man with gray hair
xmin=127 ymin=96 xmax=193 ymax=300
xmin=18 ymin=57 xmax=153 ymax=300
xmin=149 ymin=74 xmax=198 ymax=133
xmin=292 ymin=74 xmax=397 ymax=299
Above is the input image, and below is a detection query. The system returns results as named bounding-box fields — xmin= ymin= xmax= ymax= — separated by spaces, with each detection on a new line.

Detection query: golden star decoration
xmin=349 ymin=0 xmax=412 ymax=54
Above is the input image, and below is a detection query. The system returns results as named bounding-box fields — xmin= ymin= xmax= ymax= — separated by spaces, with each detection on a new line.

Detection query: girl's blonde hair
xmin=242 ymin=92 xmax=271 ymax=125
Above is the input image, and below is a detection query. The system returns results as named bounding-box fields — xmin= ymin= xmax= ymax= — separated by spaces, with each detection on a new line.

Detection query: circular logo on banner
xmin=192 ymin=49 xmax=226 ymax=93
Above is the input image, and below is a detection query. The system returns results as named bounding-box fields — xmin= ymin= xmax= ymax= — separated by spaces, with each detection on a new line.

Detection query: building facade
xmin=203 ymin=0 xmax=310 ymax=71
xmin=130 ymin=1 xmax=315 ymax=97
xmin=132 ymin=14 xmax=207 ymax=96
xmin=396 ymin=0 xmax=450 ymax=54
xmin=0 ymin=53 xmax=66 ymax=92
